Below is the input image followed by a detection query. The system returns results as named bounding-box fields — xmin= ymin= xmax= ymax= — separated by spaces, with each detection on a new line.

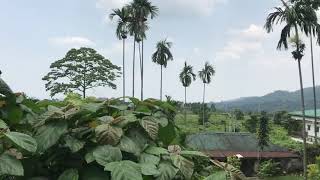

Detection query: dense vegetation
xmin=1 ymin=79 xmax=236 ymax=179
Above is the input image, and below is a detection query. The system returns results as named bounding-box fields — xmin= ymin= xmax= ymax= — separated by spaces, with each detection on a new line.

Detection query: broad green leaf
xmin=157 ymin=117 xmax=168 ymax=127
xmin=180 ymin=150 xmax=208 ymax=158
xmin=47 ymin=105 xmax=62 ymax=112
xmin=119 ymin=136 xmax=141 ymax=156
xmin=171 ymin=154 xmax=194 ymax=179
xmin=156 ymin=161 xmax=178 ymax=180
xmin=64 ymin=135 xmax=85 ymax=153
xmin=85 ymin=150 xmax=95 ymax=164
xmin=108 ymin=105 xmax=127 ymax=111
xmin=152 ymin=112 xmax=169 ymax=127
xmin=140 ymin=118 xmax=158 ymax=140
xmin=92 ymin=145 xmax=122 ymax=166
xmin=7 ymin=106 xmax=23 ymax=124
xmin=0 ymin=119 xmax=7 ymax=129
xmin=81 ymin=103 xmax=103 ymax=112
xmin=98 ymin=116 xmax=114 ymax=123
xmin=63 ymin=106 xmax=81 ymax=119
xmin=158 ymin=122 xmax=176 ymax=146
xmin=4 ymin=131 xmax=37 ymax=153
xmin=0 ymin=153 xmax=23 ymax=176
xmin=35 ymin=121 xmax=68 ymax=152
xmin=203 ymin=174 xmax=218 ymax=180
xmin=0 ymin=78 xmax=13 ymax=97
xmin=140 ymin=163 xmax=160 ymax=176
xmin=112 ymin=114 xmax=138 ymax=128
xmin=125 ymin=128 xmax=150 ymax=154
xmin=129 ymin=97 xmax=140 ymax=105
xmin=57 ymin=168 xmax=79 ymax=180
xmin=95 ymin=124 xmax=123 ymax=146
xmin=103 ymin=161 xmax=119 ymax=172
xmin=104 ymin=160 xmax=143 ymax=180
xmin=145 ymin=146 xmax=169 ymax=156
xmin=139 ymin=153 xmax=160 ymax=165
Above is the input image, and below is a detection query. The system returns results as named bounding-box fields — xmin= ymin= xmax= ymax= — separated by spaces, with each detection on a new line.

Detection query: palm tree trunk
xmin=310 ymin=36 xmax=318 ymax=144
xmin=132 ymin=38 xmax=136 ymax=98
xmin=294 ymin=25 xmax=307 ymax=180
xmin=202 ymin=83 xmax=206 ymax=126
xmin=160 ymin=65 xmax=163 ymax=101
xmin=184 ymin=86 xmax=187 ymax=122
xmin=123 ymin=38 xmax=126 ymax=102
xmin=141 ymin=40 xmax=144 ymax=100
xmin=138 ymin=42 xmax=142 ymax=100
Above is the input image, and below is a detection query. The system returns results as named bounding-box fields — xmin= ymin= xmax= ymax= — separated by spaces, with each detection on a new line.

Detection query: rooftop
xmin=185 ymin=132 xmax=298 ymax=158
xmin=289 ymin=109 xmax=320 ymax=119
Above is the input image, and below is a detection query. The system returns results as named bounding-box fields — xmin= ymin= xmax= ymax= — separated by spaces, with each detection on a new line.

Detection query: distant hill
xmin=214 ymin=86 xmax=320 ymax=112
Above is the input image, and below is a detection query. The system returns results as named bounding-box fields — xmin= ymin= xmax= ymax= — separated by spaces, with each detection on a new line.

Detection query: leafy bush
xmin=0 ymin=78 xmax=217 ymax=179
xmin=227 ymin=156 xmax=241 ymax=170
xmin=308 ymin=156 xmax=320 ymax=180
xmin=258 ymin=160 xmax=282 ymax=177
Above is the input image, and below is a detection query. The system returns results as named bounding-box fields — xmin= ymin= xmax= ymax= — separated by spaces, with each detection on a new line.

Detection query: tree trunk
xmin=138 ymin=42 xmax=142 ymax=100
xmin=123 ymin=38 xmax=126 ymax=102
xmin=83 ymin=89 xmax=86 ymax=99
xmin=160 ymin=65 xmax=163 ymax=101
xmin=310 ymin=36 xmax=318 ymax=144
xmin=202 ymin=83 xmax=206 ymax=126
xmin=141 ymin=40 xmax=144 ymax=100
xmin=132 ymin=38 xmax=136 ymax=98
xmin=295 ymin=25 xmax=307 ymax=180
xmin=184 ymin=86 xmax=187 ymax=122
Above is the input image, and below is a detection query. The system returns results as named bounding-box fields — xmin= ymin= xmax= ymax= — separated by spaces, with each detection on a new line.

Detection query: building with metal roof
xmin=289 ymin=109 xmax=320 ymax=143
xmin=185 ymin=132 xmax=300 ymax=176
xmin=185 ymin=132 xmax=298 ymax=159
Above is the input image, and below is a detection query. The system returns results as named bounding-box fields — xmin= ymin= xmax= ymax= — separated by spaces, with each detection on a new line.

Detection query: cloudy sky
xmin=1 ymin=0 xmax=320 ymax=102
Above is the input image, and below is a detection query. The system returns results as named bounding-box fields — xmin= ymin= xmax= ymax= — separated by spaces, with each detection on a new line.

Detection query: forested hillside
xmin=215 ymin=86 xmax=320 ymax=112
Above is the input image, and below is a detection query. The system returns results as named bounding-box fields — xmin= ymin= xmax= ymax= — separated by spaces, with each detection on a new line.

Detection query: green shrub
xmin=258 ymin=160 xmax=282 ymax=177
xmin=307 ymin=156 xmax=320 ymax=180
xmin=0 ymin=78 xmax=215 ymax=180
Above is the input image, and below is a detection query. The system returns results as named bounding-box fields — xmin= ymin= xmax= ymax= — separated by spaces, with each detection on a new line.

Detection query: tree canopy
xmin=42 ymin=47 xmax=121 ymax=98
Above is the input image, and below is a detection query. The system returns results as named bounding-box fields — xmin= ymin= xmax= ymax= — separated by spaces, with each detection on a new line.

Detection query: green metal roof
xmin=289 ymin=109 xmax=320 ymax=118
xmin=185 ymin=132 xmax=288 ymax=152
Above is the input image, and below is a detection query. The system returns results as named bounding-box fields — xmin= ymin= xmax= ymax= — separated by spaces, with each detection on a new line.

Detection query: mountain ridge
xmin=214 ymin=86 xmax=320 ymax=112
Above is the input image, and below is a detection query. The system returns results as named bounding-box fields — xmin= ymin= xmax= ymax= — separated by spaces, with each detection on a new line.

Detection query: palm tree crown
xmin=109 ymin=7 xmax=130 ymax=40
xmin=199 ymin=62 xmax=215 ymax=84
xmin=180 ymin=62 xmax=196 ymax=87
xmin=152 ymin=40 xmax=173 ymax=67
xmin=127 ymin=0 xmax=158 ymax=41
xmin=264 ymin=0 xmax=320 ymax=50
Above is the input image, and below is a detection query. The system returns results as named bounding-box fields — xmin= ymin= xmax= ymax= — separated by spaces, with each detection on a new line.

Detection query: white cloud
xmin=217 ymin=24 xmax=267 ymax=59
xmin=48 ymin=36 xmax=95 ymax=47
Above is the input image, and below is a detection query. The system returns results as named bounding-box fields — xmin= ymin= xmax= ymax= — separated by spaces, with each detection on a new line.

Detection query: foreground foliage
xmin=0 ymin=78 xmax=223 ymax=179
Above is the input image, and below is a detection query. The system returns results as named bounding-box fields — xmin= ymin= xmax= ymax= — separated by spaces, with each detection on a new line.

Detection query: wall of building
xmin=292 ymin=116 xmax=320 ymax=141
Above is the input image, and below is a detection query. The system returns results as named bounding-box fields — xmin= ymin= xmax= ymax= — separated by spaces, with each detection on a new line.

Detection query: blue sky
xmin=1 ymin=0 xmax=319 ymax=102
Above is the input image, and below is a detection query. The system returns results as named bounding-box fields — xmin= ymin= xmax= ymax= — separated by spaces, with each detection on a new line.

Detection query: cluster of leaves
xmin=0 ymin=77 xmax=215 ymax=179
xmin=307 ymin=156 xmax=320 ymax=180
xmin=257 ymin=160 xmax=282 ymax=177
xmin=0 ymin=81 xmax=39 ymax=177
xmin=243 ymin=114 xmax=258 ymax=133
